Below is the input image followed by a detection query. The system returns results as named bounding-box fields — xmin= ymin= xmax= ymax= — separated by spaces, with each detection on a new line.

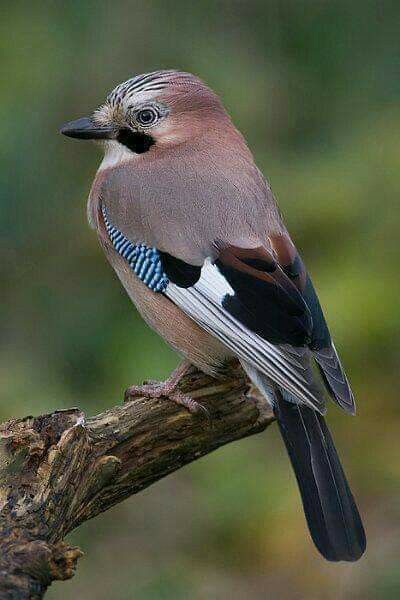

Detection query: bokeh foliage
xmin=1 ymin=1 xmax=399 ymax=598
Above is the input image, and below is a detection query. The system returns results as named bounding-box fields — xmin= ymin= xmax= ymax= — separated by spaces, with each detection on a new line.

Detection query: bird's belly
xmin=102 ymin=242 xmax=232 ymax=377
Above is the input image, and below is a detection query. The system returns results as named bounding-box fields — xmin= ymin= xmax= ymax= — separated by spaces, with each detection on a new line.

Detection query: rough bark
xmin=0 ymin=365 xmax=274 ymax=599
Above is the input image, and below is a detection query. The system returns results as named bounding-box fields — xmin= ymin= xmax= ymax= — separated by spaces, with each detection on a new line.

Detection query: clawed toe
xmin=123 ymin=382 xmax=211 ymax=424
xmin=124 ymin=383 xmax=163 ymax=402
xmin=170 ymin=391 xmax=211 ymax=424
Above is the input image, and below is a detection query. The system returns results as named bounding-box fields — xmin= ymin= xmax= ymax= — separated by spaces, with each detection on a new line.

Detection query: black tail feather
xmin=274 ymin=391 xmax=366 ymax=561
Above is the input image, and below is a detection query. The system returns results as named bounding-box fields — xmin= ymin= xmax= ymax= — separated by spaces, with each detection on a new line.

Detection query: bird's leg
xmin=124 ymin=360 xmax=210 ymax=420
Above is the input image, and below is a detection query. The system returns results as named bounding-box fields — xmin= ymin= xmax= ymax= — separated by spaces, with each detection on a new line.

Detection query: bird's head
xmin=60 ymin=70 xmax=231 ymax=159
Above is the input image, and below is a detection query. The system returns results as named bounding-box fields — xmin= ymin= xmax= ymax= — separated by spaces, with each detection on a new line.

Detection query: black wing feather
xmin=159 ymin=251 xmax=202 ymax=288
xmin=271 ymin=236 xmax=355 ymax=413
xmin=214 ymin=244 xmax=314 ymax=348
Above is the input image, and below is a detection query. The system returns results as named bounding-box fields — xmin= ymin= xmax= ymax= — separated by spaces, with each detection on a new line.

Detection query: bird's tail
xmin=244 ymin=365 xmax=366 ymax=561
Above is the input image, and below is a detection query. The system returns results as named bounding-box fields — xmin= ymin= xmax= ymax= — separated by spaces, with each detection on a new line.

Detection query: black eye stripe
xmin=117 ymin=129 xmax=155 ymax=154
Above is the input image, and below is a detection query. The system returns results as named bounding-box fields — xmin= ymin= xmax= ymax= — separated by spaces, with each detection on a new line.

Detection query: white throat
xmin=98 ymin=140 xmax=136 ymax=170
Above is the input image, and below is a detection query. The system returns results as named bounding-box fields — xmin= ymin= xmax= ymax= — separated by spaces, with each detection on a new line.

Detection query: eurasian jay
xmin=60 ymin=70 xmax=366 ymax=562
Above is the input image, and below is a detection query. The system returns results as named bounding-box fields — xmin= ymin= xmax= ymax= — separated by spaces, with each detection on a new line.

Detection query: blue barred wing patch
xmin=102 ymin=205 xmax=169 ymax=292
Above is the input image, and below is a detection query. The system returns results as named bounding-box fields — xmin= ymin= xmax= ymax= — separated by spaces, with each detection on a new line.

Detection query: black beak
xmin=59 ymin=116 xmax=114 ymax=140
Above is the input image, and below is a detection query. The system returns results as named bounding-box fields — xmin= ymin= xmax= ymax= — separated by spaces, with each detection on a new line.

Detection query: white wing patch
xmin=165 ymin=260 xmax=325 ymax=413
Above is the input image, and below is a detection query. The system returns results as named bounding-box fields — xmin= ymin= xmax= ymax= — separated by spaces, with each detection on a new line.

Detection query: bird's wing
xmin=165 ymin=261 xmax=324 ymax=412
xmin=267 ymin=234 xmax=355 ymax=413
xmin=163 ymin=237 xmax=354 ymax=414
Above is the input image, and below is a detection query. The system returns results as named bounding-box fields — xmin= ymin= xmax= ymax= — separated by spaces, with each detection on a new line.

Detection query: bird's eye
xmin=136 ymin=108 xmax=158 ymax=127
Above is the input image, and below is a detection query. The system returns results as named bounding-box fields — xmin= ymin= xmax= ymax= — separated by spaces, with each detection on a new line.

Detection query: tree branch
xmin=0 ymin=364 xmax=274 ymax=598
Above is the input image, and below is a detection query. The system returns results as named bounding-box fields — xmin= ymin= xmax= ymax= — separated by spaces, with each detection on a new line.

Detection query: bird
xmin=60 ymin=69 xmax=366 ymax=562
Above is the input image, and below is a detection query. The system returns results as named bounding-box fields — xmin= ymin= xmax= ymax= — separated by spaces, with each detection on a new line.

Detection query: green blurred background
xmin=1 ymin=1 xmax=399 ymax=598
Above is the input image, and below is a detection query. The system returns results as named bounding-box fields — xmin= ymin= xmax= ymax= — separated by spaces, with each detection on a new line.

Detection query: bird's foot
xmin=124 ymin=362 xmax=210 ymax=421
